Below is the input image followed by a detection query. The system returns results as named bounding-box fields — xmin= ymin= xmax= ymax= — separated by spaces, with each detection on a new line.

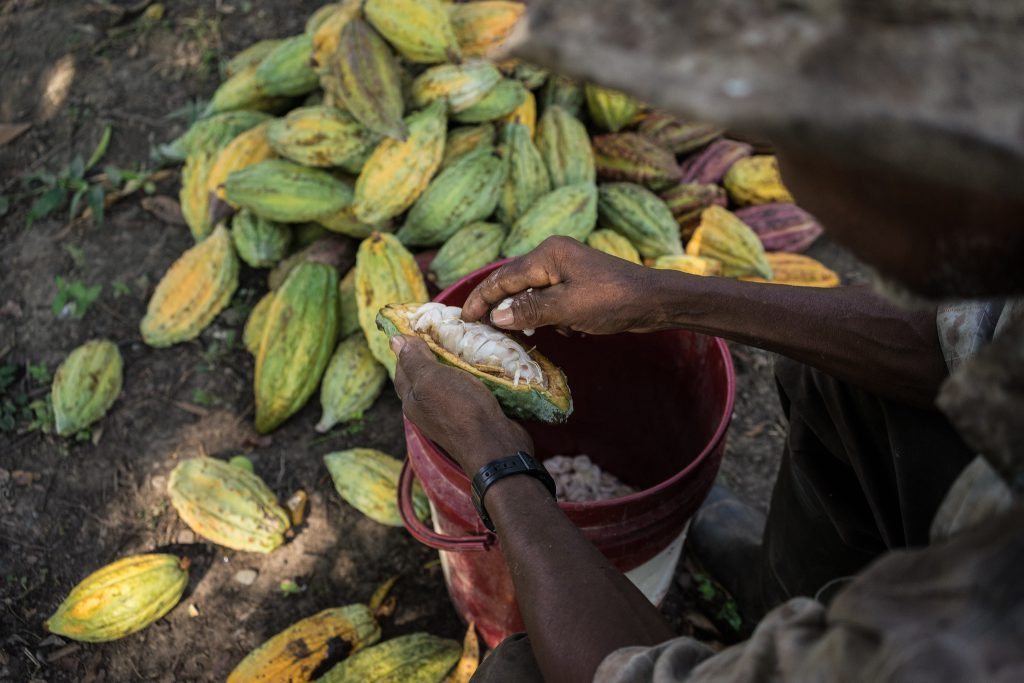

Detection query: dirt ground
xmin=0 ymin=2 xmax=868 ymax=680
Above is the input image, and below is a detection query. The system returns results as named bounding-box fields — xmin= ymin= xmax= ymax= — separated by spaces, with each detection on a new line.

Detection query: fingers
xmin=391 ymin=335 xmax=437 ymax=405
xmin=487 ymin=287 xmax=567 ymax=331
xmin=461 ymin=240 xmax=567 ymax=322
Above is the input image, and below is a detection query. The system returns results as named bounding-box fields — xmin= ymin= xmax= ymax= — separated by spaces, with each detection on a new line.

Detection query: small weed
xmin=26 ymin=398 xmax=54 ymax=434
xmin=52 ymin=277 xmax=102 ymax=319
xmin=279 ymin=579 xmax=305 ymax=596
xmin=112 ymin=280 xmax=132 ymax=298
xmin=190 ymin=389 xmax=220 ymax=407
xmin=21 ymin=126 xmax=112 ymax=228
xmin=65 ymin=244 xmax=87 ymax=269
xmin=27 ymin=363 xmax=51 ymax=386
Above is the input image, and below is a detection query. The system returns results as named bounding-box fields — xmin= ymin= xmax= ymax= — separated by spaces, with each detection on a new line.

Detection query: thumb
xmin=488 ymin=287 xmax=564 ymax=331
xmin=391 ymin=335 xmax=437 ymax=398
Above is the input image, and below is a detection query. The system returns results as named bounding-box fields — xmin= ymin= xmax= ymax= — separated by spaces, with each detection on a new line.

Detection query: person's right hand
xmin=461 ymin=236 xmax=669 ymax=335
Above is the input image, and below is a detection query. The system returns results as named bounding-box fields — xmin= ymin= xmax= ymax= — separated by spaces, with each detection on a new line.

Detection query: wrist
xmin=646 ymin=267 xmax=712 ymax=329
xmin=453 ymin=424 xmax=533 ymax=475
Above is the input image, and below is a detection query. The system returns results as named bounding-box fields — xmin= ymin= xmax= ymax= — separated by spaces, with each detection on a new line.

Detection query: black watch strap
xmin=471 ymin=452 xmax=557 ymax=533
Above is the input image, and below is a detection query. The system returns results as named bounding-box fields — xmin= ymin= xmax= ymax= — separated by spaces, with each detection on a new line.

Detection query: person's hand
xmin=461 ymin=236 xmax=668 ymax=334
xmin=391 ymin=335 xmax=533 ymax=476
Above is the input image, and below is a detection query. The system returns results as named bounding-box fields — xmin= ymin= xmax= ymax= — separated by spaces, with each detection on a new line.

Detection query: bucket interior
xmin=437 ymin=273 xmax=734 ymax=493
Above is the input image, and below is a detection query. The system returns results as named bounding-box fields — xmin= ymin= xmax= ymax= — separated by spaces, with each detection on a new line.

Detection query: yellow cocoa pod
xmin=267 ymin=105 xmax=380 ymax=173
xmin=411 ymin=60 xmax=502 ymax=113
xmin=449 ymin=0 xmax=525 ymax=58
xmin=311 ymin=0 xmax=363 ymax=70
xmin=353 ymin=100 xmax=447 ymax=225
xmin=338 ymin=267 xmax=361 ymax=338
xmin=686 ymin=206 xmax=772 ymax=279
xmin=585 ymin=83 xmax=641 ymax=133
xmin=168 ymin=457 xmax=291 ymax=552
xmin=650 ymin=254 xmax=723 ymax=276
xmin=354 ymin=233 xmax=428 ymax=376
xmin=440 ymin=123 xmax=495 ymax=170
xmin=141 ymin=225 xmax=239 ymax=347
xmin=324 ymin=449 xmax=429 ymax=526
xmin=180 ymin=151 xmax=215 ymax=241
xmin=306 ymin=3 xmax=341 ymax=35
xmin=451 ymin=78 xmax=526 ymax=124
xmin=364 ymin=0 xmax=461 ymax=64
xmin=318 ymin=632 xmax=461 ymax=682
xmin=499 ymin=89 xmax=536 ymax=139
xmin=317 ymin=204 xmax=388 ymax=239
xmin=740 ymin=253 xmax=840 ymax=287
xmin=316 ymin=335 xmax=387 ymax=432
xmin=207 ymin=122 xmax=277 ymax=204
xmin=586 ymin=229 xmax=641 ymax=265
xmin=227 ymin=605 xmax=381 ymax=683
xmin=51 ymin=339 xmax=122 ymax=437
xmin=243 ymin=291 xmax=275 ymax=355
xmin=722 ymin=155 xmax=794 ymax=206
xmin=45 ymin=554 xmax=188 ymax=642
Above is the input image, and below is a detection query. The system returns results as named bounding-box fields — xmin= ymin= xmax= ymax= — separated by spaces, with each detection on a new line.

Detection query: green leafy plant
xmin=22 ymin=126 xmax=112 ymax=227
xmin=52 ymin=277 xmax=102 ymax=319
xmin=112 ymin=280 xmax=132 ymax=298
xmin=190 ymin=389 xmax=221 ymax=407
xmin=27 ymin=363 xmax=51 ymax=385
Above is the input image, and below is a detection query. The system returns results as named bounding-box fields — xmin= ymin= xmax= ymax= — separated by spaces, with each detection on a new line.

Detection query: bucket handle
xmin=399 ymin=459 xmax=496 ymax=552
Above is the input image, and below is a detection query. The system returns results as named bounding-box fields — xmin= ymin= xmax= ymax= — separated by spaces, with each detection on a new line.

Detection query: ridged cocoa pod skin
xmin=205 ymin=65 xmax=284 ymax=116
xmin=440 ymin=123 xmax=496 ymax=170
xmin=355 ymin=233 xmax=430 ymax=376
xmin=51 ymin=339 xmax=123 ymax=437
xmin=225 ymin=159 xmax=354 ymax=223
xmin=584 ymin=83 xmax=641 ymax=133
xmin=452 ymin=78 xmax=527 ymax=124
xmin=650 ymin=254 xmax=723 ymax=277
xmin=502 ymin=183 xmax=598 ymax=258
xmin=330 ymin=19 xmax=407 ymax=140
xmin=311 ymin=0 xmax=362 ymax=71
xmin=267 ymin=235 xmax=356 ymax=291
xmin=45 ymin=554 xmax=188 ymax=643
xmin=723 ymin=155 xmax=795 ymax=206
xmin=324 ymin=449 xmax=430 ymax=527
xmin=541 ymin=74 xmax=584 ymax=117
xmin=317 ymin=204 xmax=389 ymax=239
xmin=678 ymin=138 xmax=753 ymax=184
xmin=206 ymin=122 xmax=277 ymax=206
xmin=318 ymin=632 xmax=461 ymax=682
xmin=499 ymin=89 xmax=536 ymax=138
xmin=353 ymin=100 xmax=448 ymax=224
xmin=158 ymin=111 xmax=272 ymax=162
xmin=267 ymin=106 xmax=380 ymax=174
xmin=597 ymin=182 xmax=684 ymax=259
xmin=659 ymin=182 xmax=729 ymax=239
xmin=585 ymin=229 xmax=642 ymax=265
xmin=506 ymin=59 xmax=549 ymax=90
xmin=226 ymin=604 xmax=381 ymax=683
xmin=224 ymin=39 xmax=283 ymax=79
xmin=141 ymin=225 xmax=239 ymax=347
xmin=255 ymin=262 xmax=339 ymax=433
xmin=739 ymin=252 xmax=840 ymax=288
xmin=305 ymin=3 xmax=340 ymax=35
xmin=180 ymin=152 xmax=215 ymax=241
xmin=254 ymin=33 xmax=319 ymax=98
xmin=231 ymin=209 xmax=292 ymax=268
xmin=734 ymin=203 xmax=824 ymax=253
xmin=637 ymin=113 xmax=723 ymax=155
xmin=536 ymin=105 xmax=595 ymax=188
xmin=168 ymin=457 xmax=291 ymax=552
xmin=243 ymin=292 xmax=275 ymax=355
xmin=449 ymin=1 xmax=525 ymax=58
xmin=411 ymin=60 xmax=502 ymax=113
xmin=397 ymin=147 xmax=507 ymax=247
xmin=497 ymin=123 xmax=551 ymax=226
xmin=686 ymin=205 xmax=773 ymax=279
xmin=364 ymin=0 xmax=461 ymax=64
xmin=338 ymin=267 xmax=361 ymax=338
xmin=429 ymin=221 xmax=506 ymax=288
xmin=593 ymin=132 xmax=681 ymax=191
xmin=316 ymin=335 xmax=387 ymax=433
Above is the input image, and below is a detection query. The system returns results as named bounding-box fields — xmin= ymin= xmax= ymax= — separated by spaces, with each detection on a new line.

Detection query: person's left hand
xmin=391 ymin=335 xmax=533 ymax=476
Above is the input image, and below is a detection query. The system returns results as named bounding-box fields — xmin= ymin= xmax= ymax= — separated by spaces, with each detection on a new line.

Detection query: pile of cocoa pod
xmin=42 ymin=1 xmax=841 ymax=674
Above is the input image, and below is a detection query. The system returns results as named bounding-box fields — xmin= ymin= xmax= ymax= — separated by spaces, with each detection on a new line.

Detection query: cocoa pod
xmin=452 ymin=78 xmax=527 ymax=124
xmin=498 ymin=89 xmax=536 ymax=139
xmin=597 ymin=182 xmax=683 ymax=259
xmin=318 ymin=632 xmax=461 ymax=682
xmin=502 ymin=183 xmax=598 ymax=258
xmin=411 ymin=60 xmax=502 ymax=113
xmin=316 ymin=336 xmax=387 ymax=433
xmin=323 ymin=448 xmax=429 ymax=526
xmin=224 ymin=39 xmax=282 ymax=79
xmin=206 ymin=65 xmax=285 ymax=116
xmin=584 ymin=83 xmax=641 ymax=133
xmin=536 ymin=105 xmax=594 ymax=188
xmin=429 ymin=221 xmax=506 ymax=289
xmin=231 ymin=209 xmax=291 ymax=268
xmin=593 ymin=132 xmax=681 ymax=191
xmin=585 ymin=229 xmax=641 ymax=265
xmin=496 ymin=122 xmax=551 ymax=226
xmin=267 ymin=235 xmax=356 ymax=291
xmin=637 ymin=112 xmax=723 ymax=155
xmin=449 ymin=1 xmax=525 ymax=58
xmin=541 ymin=74 xmax=584 ymax=118
xmin=267 ymin=106 xmax=380 ymax=174
xmin=141 ymin=224 xmax=239 ymax=347
xmin=311 ymin=0 xmax=362 ymax=71
xmin=659 ymin=182 xmax=728 ymax=239
xmin=678 ymin=138 xmax=753 ymax=184
xmin=364 ymin=0 xmax=461 ymax=64
xmin=317 ymin=204 xmax=388 ymax=240
xmin=649 ymin=254 xmax=723 ymax=277
xmin=338 ymin=267 xmax=361 ymax=339
xmin=734 ymin=202 xmax=823 ymax=253
xmin=686 ymin=206 xmax=772 ymax=278
xmin=723 ymin=155 xmax=795 ymax=206
xmin=51 ymin=339 xmax=123 ymax=437
xmin=330 ymin=19 xmax=407 ymax=140
xmin=740 ymin=252 xmax=840 ymax=287
xmin=254 ymin=33 xmax=319 ymax=98
xmin=206 ymin=122 xmax=277 ymax=208
xmin=243 ymin=292 xmax=275 ymax=355
xmin=179 ymin=152 xmax=215 ymax=241
xmin=158 ymin=111 xmax=271 ymax=162
xmin=225 ymin=159 xmax=354 ymax=223
xmin=440 ymin=123 xmax=496 ymax=170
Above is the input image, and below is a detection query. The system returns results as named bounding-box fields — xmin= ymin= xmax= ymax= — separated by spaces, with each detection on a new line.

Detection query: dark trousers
xmin=472 ymin=358 xmax=975 ymax=681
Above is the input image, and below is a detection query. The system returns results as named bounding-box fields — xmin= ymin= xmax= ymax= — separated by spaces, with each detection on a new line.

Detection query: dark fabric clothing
xmin=471 ymin=632 xmax=545 ymax=683
xmin=760 ymin=356 xmax=975 ymax=609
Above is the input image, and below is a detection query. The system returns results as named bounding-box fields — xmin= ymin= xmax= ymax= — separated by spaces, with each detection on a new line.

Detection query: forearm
xmin=647 ymin=273 xmax=947 ymax=407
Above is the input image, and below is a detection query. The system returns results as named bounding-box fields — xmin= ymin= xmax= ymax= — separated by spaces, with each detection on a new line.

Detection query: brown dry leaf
xmin=12 ymin=470 xmax=36 ymax=486
xmin=141 ymin=195 xmax=186 ymax=226
xmin=369 ymin=574 xmax=400 ymax=617
xmin=0 ymin=122 xmax=31 ymax=146
xmin=443 ymin=622 xmax=480 ymax=683
xmin=286 ymin=489 xmax=308 ymax=526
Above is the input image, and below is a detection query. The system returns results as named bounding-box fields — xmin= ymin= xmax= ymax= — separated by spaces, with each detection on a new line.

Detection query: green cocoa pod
xmin=243 ymin=292 xmax=275 ymax=355
xmin=585 ymin=83 xmax=641 ymax=132
xmin=429 ymin=221 xmax=505 ymax=289
xmin=536 ymin=105 xmax=595 ymax=188
xmin=496 ymin=123 xmax=550 ymax=226
xmin=316 ymin=336 xmax=387 ymax=433
xmin=501 ymin=183 xmax=597 ymax=258
xmin=157 ymin=111 xmax=272 ymax=163
xmin=254 ymin=262 xmax=339 ymax=433
xmin=452 ymin=78 xmax=526 ymax=124
xmin=317 ymin=632 xmax=461 ymax=683
xmin=411 ymin=60 xmax=502 ymax=113
xmin=232 ymin=209 xmax=292 ymax=268
xmin=225 ymin=159 xmax=354 ymax=223
xmin=51 ymin=339 xmax=123 ymax=437
xmin=586 ymin=229 xmax=642 ymax=264
xmin=323 ymin=448 xmax=429 ymax=526
xmin=397 ymin=147 xmax=506 ymax=247
xmin=254 ymin=33 xmax=319 ymax=97
xmin=598 ymin=182 xmax=684 ymax=259
xmin=540 ymin=74 xmax=584 ymax=118
xmin=364 ymin=0 xmax=461 ymax=64
xmin=292 ymin=221 xmax=333 ymax=248
xmin=267 ymin=106 xmax=381 ymax=174
xmin=440 ymin=123 xmax=495 ymax=171
xmin=205 ymin=65 xmax=285 ymax=116
xmin=224 ymin=39 xmax=283 ymax=79
xmin=168 ymin=457 xmax=291 ymax=552
xmin=329 ymin=19 xmax=407 ymax=140
xmin=337 ymin=267 xmax=360 ymax=338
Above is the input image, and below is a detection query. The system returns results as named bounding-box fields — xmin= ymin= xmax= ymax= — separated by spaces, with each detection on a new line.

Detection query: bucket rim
xmin=403 ymin=259 xmax=737 ymax=512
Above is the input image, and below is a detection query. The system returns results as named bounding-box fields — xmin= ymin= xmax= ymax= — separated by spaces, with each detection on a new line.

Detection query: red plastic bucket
xmin=398 ymin=261 xmax=735 ymax=648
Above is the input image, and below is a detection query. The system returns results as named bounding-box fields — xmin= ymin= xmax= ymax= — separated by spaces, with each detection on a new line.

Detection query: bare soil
xmin=0 ymin=2 xmax=867 ymax=680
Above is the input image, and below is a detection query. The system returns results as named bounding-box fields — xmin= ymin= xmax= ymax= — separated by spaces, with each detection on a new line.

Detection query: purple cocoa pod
xmin=593 ymin=132 xmax=681 ymax=191
xmin=677 ymin=138 xmax=753 ymax=184
xmin=734 ymin=202 xmax=824 ymax=253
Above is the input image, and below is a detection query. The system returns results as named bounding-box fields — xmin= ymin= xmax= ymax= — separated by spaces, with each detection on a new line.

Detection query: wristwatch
xmin=471 ymin=451 xmax=557 ymax=533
